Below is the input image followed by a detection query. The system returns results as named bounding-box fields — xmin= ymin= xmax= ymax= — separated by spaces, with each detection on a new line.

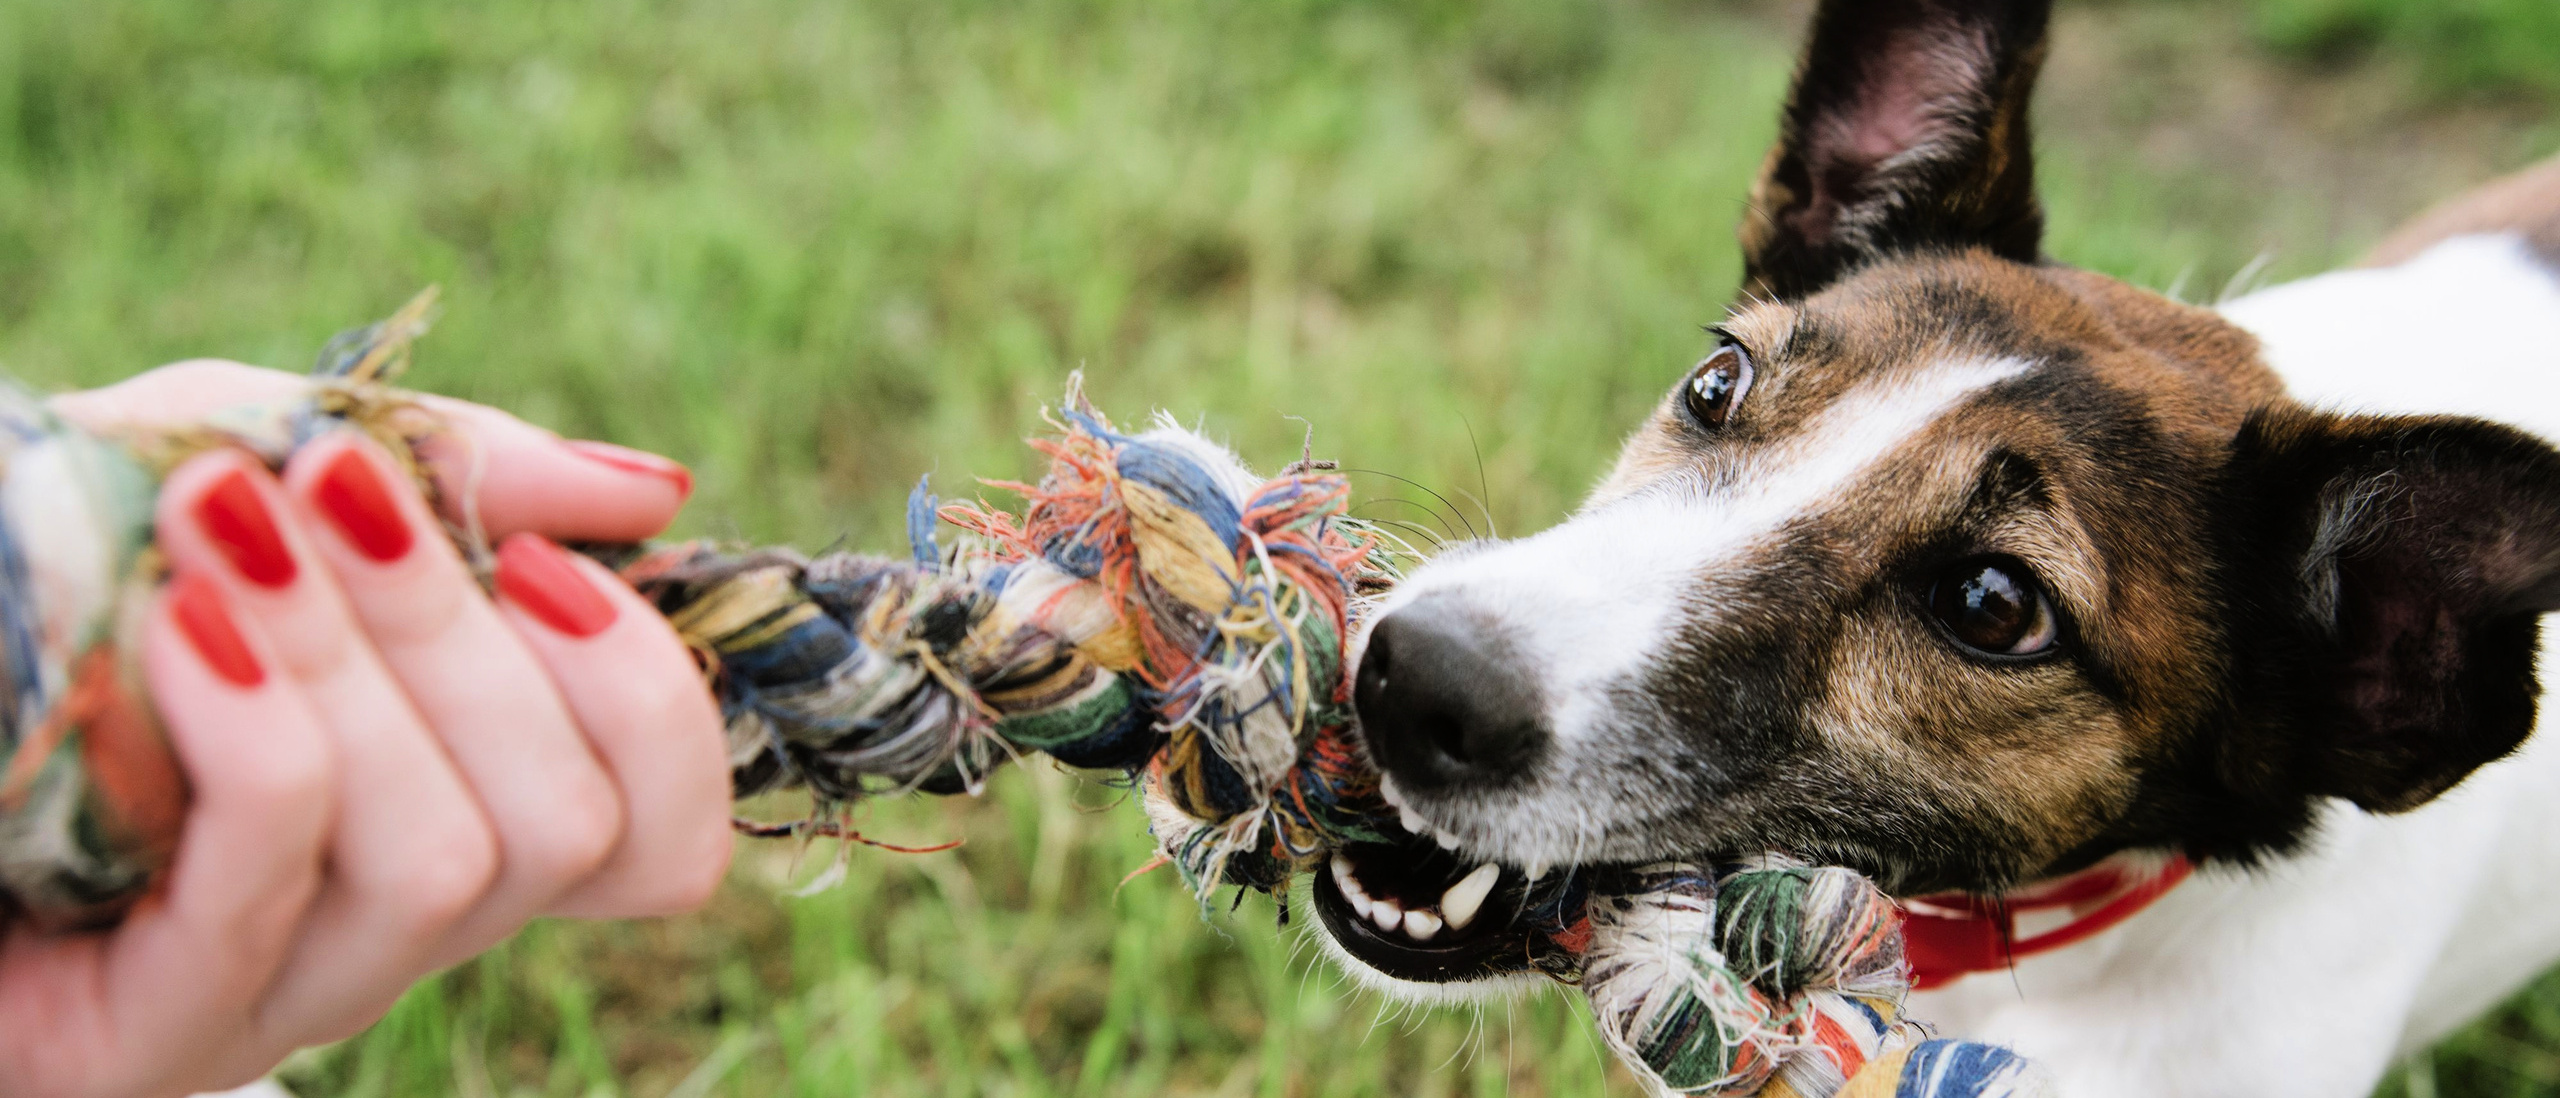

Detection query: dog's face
xmin=1314 ymin=0 xmax=2560 ymax=992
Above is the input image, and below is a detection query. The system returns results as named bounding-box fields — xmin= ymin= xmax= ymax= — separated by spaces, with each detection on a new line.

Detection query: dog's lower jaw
xmin=1304 ymin=898 xmax=1548 ymax=1007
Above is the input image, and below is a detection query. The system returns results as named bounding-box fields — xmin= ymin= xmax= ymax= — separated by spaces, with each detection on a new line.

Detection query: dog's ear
xmin=2222 ymin=409 xmax=2560 ymax=813
xmin=1738 ymin=0 xmax=2052 ymax=301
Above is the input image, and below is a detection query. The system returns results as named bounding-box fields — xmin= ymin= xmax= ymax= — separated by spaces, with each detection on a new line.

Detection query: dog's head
xmin=1314 ymin=0 xmax=2560 ymax=992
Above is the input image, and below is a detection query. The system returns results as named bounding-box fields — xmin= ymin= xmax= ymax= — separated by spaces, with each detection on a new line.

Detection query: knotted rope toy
xmin=0 ymin=295 xmax=2050 ymax=1098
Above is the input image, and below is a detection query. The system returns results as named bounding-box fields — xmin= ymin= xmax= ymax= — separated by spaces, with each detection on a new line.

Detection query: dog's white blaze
xmin=1384 ymin=355 xmax=2033 ymax=744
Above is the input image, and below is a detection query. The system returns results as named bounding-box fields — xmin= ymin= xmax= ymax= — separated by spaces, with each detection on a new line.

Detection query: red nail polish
xmin=563 ymin=440 xmax=693 ymax=500
xmin=495 ymin=533 xmax=619 ymax=638
xmin=193 ymin=468 xmax=297 ymax=588
xmin=312 ymin=448 xmax=416 ymax=563
xmin=169 ymin=571 xmax=265 ymax=687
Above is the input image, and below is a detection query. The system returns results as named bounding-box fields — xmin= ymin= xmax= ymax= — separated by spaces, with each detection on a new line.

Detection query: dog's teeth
xmin=1379 ymin=776 xmax=1405 ymax=808
xmin=1441 ymin=863 xmax=1499 ymax=930
xmin=1370 ymin=896 xmax=1403 ymax=931
xmin=1432 ymin=829 xmax=1458 ymax=851
xmin=1402 ymin=908 xmax=1442 ymax=941
xmin=1397 ymin=804 xmax=1429 ymax=836
xmin=1333 ymin=855 xmax=1382 ymax=919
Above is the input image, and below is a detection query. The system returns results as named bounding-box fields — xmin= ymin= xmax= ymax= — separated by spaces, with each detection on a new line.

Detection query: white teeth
xmin=1397 ymin=803 xmax=1429 ymax=836
xmin=1331 ymin=855 xmax=1372 ymax=919
xmin=1334 ymin=851 xmax=1491 ymax=944
xmin=1402 ymin=908 xmax=1442 ymax=941
xmin=1441 ymin=863 xmax=1499 ymax=930
xmin=1432 ymin=830 xmax=1458 ymax=851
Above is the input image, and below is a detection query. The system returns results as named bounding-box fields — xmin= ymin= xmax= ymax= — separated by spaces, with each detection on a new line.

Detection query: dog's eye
xmin=1928 ymin=556 xmax=2059 ymax=658
xmin=1683 ymin=345 xmax=1753 ymax=429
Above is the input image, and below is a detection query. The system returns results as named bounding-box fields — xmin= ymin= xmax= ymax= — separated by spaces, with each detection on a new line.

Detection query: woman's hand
xmin=0 ymin=360 xmax=735 ymax=1097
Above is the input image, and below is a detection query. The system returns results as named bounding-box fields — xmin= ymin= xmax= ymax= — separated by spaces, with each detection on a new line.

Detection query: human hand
xmin=0 ymin=360 xmax=734 ymax=1097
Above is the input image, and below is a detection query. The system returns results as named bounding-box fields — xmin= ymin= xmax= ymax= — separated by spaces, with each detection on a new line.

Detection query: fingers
xmin=106 ymin=574 xmax=335 ymax=1094
xmin=51 ymin=358 xmax=693 ymax=545
xmin=9 ymin=359 xmax=711 ymax=1094
xmin=412 ymin=396 xmax=690 ymax=543
xmin=45 ymin=359 xmax=305 ymax=429
xmin=0 ymin=571 xmax=335 ymax=1098
xmin=151 ymin=448 xmax=498 ymax=1052
xmin=272 ymin=434 xmax=626 ymax=966
xmin=491 ymin=534 xmax=733 ymax=918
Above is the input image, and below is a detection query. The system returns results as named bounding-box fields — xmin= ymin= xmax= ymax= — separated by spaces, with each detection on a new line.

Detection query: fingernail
xmin=312 ymin=447 xmax=416 ymax=563
xmin=169 ymin=571 xmax=265 ymax=687
xmin=495 ymin=533 xmax=618 ymax=638
xmin=193 ymin=468 xmax=297 ymax=588
xmin=563 ymin=440 xmax=693 ymax=500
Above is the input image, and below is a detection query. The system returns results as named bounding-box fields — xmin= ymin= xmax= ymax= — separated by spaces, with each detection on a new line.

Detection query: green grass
xmin=2243 ymin=0 xmax=2560 ymax=101
xmin=0 ymin=0 xmax=2555 ymax=1094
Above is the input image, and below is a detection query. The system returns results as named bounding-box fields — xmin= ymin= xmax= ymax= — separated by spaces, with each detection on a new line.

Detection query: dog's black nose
xmin=1354 ymin=596 xmax=1547 ymax=792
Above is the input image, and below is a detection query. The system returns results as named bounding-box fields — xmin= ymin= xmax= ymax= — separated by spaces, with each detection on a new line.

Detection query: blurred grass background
xmin=1 ymin=0 xmax=2555 ymax=1094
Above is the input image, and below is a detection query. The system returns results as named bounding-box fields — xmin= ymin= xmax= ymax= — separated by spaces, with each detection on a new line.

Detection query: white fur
xmin=2219 ymin=233 xmax=2560 ymax=437
xmin=1907 ymin=234 xmax=2560 ymax=1097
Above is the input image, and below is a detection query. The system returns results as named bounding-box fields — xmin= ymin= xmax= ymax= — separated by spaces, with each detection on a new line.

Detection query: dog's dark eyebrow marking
xmin=1788 ymin=312 xmax=1842 ymax=361
xmin=1902 ymin=278 xmax=2029 ymax=350
xmin=1962 ymin=449 xmax=2048 ymax=516
xmin=1955 ymin=374 xmax=2171 ymax=714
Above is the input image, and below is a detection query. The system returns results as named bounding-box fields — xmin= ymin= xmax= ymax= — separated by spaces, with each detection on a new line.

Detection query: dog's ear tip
xmin=1737 ymin=0 xmax=2056 ymax=300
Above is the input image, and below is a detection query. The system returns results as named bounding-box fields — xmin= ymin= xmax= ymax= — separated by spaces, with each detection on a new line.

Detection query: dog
xmin=1304 ymin=0 xmax=2560 ymax=1093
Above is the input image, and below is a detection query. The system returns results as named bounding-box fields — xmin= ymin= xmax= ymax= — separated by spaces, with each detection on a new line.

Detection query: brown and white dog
xmin=1304 ymin=0 xmax=2560 ymax=1093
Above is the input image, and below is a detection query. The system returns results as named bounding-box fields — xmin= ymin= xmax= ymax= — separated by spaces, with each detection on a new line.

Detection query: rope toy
xmin=1573 ymin=860 xmax=2048 ymax=1097
xmin=0 ymin=295 xmax=2052 ymax=1098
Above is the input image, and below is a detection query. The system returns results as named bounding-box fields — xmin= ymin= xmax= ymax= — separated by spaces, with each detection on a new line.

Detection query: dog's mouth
xmin=1309 ymin=834 xmax=1587 ymax=984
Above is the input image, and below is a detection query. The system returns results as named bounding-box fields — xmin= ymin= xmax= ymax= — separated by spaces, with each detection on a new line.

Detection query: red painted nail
xmin=193 ymin=468 xmax=297 ymax=588
xmin=563 ymin=440 xmax=693 ymax=500
xmin=495 ymin=533 xmax=618 ymax=638
xmin=312 ymin=448 xmax=415 ymax=563
xmin=169 ymin=571 xmax=265 ymax=687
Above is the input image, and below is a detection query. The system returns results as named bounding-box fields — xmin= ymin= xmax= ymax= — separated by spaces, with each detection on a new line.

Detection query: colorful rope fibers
xmin=0 ymin=296 xmax=2049 ymax=1098
xmin=606 ymin=397 xmax=1402 ymax=896
xmin=0 ymin=380 xmax=178 ymax=928
xmin=1572 ymin=859 xmax=2051 ymax=1098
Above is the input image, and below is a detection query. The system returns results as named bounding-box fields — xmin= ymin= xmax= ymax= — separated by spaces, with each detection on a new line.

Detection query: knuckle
xmin=223 ymin=736 xmax=334 ymax=812
xmin=630 ymin=671 xmax=721 ymax=743
xmin=612 ymin=822 xmax=733 ymax=917
xmin=277 ymin=624 xmax=363 ymax=684
xmin=516 ymin=780 xmax=624 ymax=885
xmin=358 ymin=573 xmax=474 ymax=649
xmin=392 ymin=819 xmax=501 ymax=928
xmin=658 ymin=832 xmax=733 ymax=914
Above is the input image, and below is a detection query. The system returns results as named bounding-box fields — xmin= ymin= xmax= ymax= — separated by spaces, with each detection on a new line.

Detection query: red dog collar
xmin=1897 ymin=851 xmax=2193 ymax=989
